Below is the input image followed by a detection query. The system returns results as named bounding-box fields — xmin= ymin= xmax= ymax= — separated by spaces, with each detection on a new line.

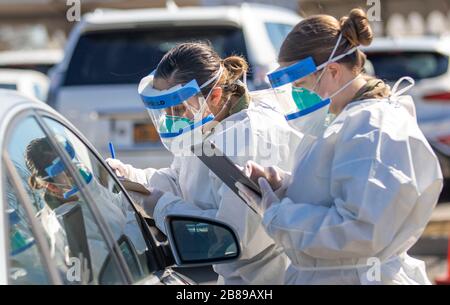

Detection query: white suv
xmin=363 ymin=36 xmax=450 ymax=181
xmin=47 ymin=4 xmax=300 ymax=169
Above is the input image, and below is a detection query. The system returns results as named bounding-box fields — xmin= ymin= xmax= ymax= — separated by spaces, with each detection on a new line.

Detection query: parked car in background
xmin=363 ymin=36 xmax=450 ymax=183
xmin=0 ymin=89 xmax=241 ymax=285
xmin=47 ymin=3 xmax=301 ymax=169
xmin=0 ymin=69 xmax=49 ymax=101
xmin=0 ymin=49 xmax=63 ymax=76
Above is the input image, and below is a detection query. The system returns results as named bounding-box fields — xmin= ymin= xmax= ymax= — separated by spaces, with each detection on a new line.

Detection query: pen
xmin=108 ymin=142 xmax=116 ymax=159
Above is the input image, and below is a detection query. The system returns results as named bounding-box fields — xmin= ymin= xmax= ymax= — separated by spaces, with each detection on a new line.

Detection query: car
xmin=0 ymin=69 xmax=49 ymax=102
xmin=0 ymin=49 xmax=63 ymax=76
xmin=47 ymin=3 xmax=301 ymax=169
xmin=363 ymin=36 xmax=450 ymax=182
xmin=0 ymin=89 xmax=241 ymax=285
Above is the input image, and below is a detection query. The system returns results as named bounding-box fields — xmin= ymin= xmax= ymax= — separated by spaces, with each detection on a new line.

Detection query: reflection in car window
xmin=43 ymin=117 xmax=154 ymax=282
xmin=265 ymin=22 xmax=294 ymax=53
xmin=6 ymin=116 xmax=125 ymax=284
xmin=5 ymin=175 xmax=49 ymax=284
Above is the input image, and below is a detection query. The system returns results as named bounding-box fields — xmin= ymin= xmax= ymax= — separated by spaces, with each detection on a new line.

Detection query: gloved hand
xmin=105 ymin=158 xmax=131 ymax=178
xmin=236 ymin=177 xmax=280 ymax=216
xmin=244 ymin=160 xmax=290 ymax=198
xmin=127 ymin=188 xmax=164 ymax=219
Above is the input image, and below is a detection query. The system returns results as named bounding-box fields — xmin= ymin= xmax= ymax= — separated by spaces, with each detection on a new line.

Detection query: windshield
xmin=64 ymin=26 xmax=249 ymax=86
xmin=365 ymin=51 xmax=449 ymax=81
xmin=0 ymin=83 xmax=17 ymax=90
xmin=264 ymin=22 xmax=294 ymax=53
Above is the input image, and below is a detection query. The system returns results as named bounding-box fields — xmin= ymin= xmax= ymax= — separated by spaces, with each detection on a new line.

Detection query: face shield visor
xmin=139 ymin=68 xmax=222 ymax=154
xmin=43 ymin=135 xmax=92 ymax=199
xmin=267 ymin=35 xmax=358 ymax=136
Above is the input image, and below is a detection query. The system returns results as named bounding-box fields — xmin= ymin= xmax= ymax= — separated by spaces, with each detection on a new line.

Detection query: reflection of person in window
xmin=25 ymin=137 xmax=127 ymax=281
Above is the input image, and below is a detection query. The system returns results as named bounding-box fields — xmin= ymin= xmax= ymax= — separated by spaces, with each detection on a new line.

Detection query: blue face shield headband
xmin=44 ymin=138 xmax=76 ymax=177
xmin=44 ymin=137 xmax=92 ymax=199
xmin=139 ymin=67 xmax=222 ymax=139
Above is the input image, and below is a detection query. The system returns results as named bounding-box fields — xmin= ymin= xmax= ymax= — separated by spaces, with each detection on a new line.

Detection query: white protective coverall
xmin=262 ymin=94 xmax=443 ymax=284
xmin=119 ymin=92 xmax=303 ymax=284
xmin=39 ymin=178 xmax=133 ymax=282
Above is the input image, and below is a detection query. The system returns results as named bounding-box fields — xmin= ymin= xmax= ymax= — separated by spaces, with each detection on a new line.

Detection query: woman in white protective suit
xmin=106 ymin=42 xmax=303 ymax=284
xmin=236 ymin=9 xmax=444 ymax=284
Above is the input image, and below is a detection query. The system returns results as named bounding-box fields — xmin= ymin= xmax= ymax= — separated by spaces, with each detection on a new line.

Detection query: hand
xmin=127 ymin=188 xmax=164 ymax=219
xmin=235 ymin=177 xmax=280 ymax=216
xmin=244 ymin=161 xmax=288 ymax=194
xmin=105 ymin=158 xmax=129 ymax=177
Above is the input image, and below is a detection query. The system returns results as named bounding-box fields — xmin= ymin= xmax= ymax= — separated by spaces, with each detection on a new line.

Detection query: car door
xmin=2 ymin=109 xmax=175 ymax=284
xmin=2 ymin=111 xmax=132 ymax=284
xmin=37 ymin=110 xmax=186 ymax=284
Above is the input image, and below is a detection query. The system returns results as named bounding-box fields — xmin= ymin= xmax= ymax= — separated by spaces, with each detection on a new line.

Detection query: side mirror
xmin=165 ymin=215 xmax=240 ymax=267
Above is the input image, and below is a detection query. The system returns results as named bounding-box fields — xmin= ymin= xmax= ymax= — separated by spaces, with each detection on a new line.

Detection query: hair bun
xmin=222 ymin=55 xmax=248 ymax=83
xmin=339 ymin=8 xmax=373 ymax=47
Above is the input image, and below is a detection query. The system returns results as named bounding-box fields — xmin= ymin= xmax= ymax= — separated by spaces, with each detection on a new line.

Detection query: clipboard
xmin=118 ymin=177 xmax=151 ymax=195
xmin=191 ymin=141 xmax=261 ymax=214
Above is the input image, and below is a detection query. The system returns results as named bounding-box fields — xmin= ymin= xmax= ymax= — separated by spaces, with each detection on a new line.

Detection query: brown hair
xmin=279 ymin=8 xmax=373 ymax=74
xmin=154 ymin=42 xmax=249 ymax=109
xmin=25 ymin=137 xmax=59 ymax=190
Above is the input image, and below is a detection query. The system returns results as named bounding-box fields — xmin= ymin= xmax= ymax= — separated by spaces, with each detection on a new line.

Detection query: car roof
xmin=81 ymin=3 xmax=299 ymax=28
xmin=0 ymin=89 xmax=56 ymax=122
xmin=0 ymin=49 xmax=63 ymax=66
xmin=362 ymin=35 xmax=450 ymax=53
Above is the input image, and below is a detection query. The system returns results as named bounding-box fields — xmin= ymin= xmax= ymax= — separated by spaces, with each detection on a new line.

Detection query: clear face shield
xmin=268 ymin=57 xmax=331 ymax=120
xmin=267 ymin=34 xmax=358 ymax=136
xmin=42 ymin=135 xmax=93 ymax=199
xmin=139 ymin=68 xmax=222 ymax=154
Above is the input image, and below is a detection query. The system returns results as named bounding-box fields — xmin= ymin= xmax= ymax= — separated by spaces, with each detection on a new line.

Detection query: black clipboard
xmin=191 ymin=141 xmax=261 ymax=214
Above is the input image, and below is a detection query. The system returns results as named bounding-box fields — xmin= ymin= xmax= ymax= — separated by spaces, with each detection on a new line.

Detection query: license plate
xmin=133 ymin=123 xmax=159 ymax=143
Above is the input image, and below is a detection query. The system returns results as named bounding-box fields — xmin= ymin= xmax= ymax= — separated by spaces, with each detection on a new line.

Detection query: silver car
xmin=0 ymin=89 xmax=240 ymax=285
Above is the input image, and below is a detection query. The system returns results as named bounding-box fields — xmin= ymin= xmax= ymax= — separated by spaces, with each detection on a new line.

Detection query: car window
xmin=42 ymin=117 xmax=157 ymax=283
xmin=6 ymin=115 xmax=126 ymax=284
xmin=0 ymin=83 xmax=17 ymax=90
xmin=33 ymin=83 xmax=46 ymax=101
xmin=264 ymin=22 xmax=294 ymax=53
xmin=64 ymin=26 xmax=249 ymax=86
xmin=365 ymin=51 xmax=449 ymax=81
xmin=4 ymin=174 xmax=50 ymax=284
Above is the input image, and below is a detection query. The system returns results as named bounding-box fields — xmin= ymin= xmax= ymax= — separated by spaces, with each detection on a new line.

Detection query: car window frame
xmin=32 ymin=111 xmax=135 ymax=284
xmin=35 ymin=110 xmax=169 ymax=277
xmin=1 ymin=110 xmax=63 ymax=284
xmin=2 ymin=108 xmax=134 ymax=284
